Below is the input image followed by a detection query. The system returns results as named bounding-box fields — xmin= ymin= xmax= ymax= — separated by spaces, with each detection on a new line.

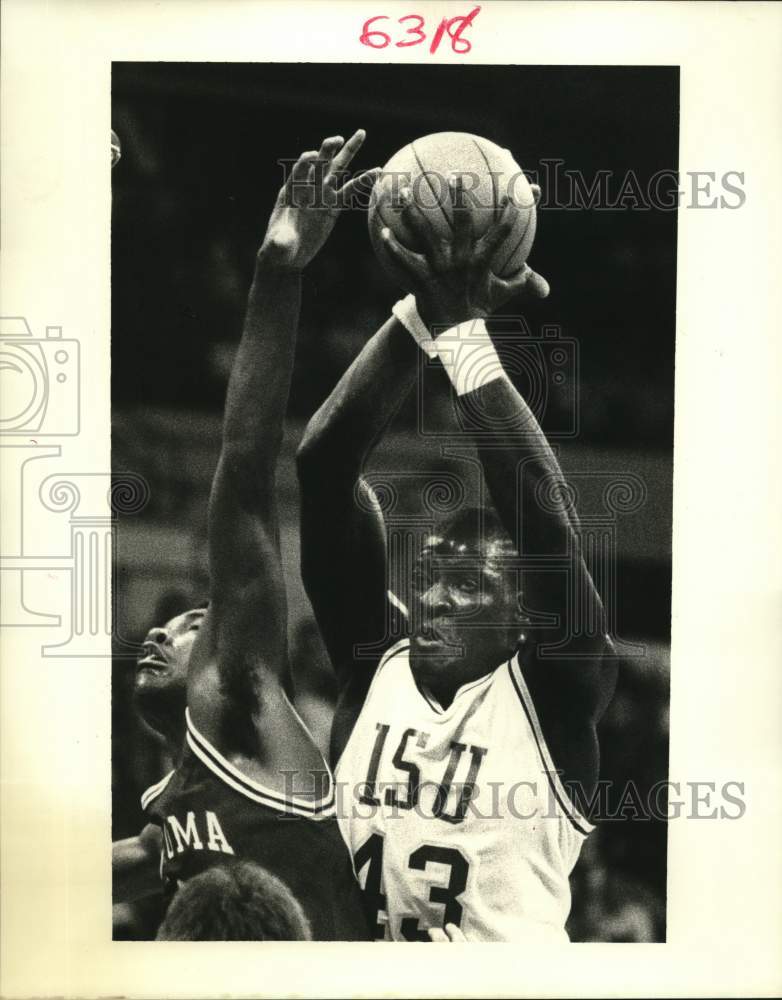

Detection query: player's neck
xmin=424 ymin=682 xmax=455 ymax=711
xmin=424 ymin=668 xmax=495 ymax=710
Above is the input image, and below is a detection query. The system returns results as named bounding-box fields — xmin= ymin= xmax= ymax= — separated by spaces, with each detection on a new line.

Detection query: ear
xmin=513 ymin=592 xmax=530 ymax=643
xmin=512 ymin=590 xmax=527 ymax=619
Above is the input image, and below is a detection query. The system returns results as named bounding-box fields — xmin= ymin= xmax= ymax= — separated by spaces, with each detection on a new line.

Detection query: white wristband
xmin=433 ymin=318 xmax=507 ymax=396
xmin=391 ymin=295 xmax=438 ymax=358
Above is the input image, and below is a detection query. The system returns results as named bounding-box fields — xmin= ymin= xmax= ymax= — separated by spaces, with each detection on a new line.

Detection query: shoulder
xmin=339 ymin=635 xmax=410 ymax=713
xmin=330 ymin=638 xmax=411 ymax=768
xmin=179 ymin=708 xmax=337 ymax=820
xmin=377 ymin=635 xmax=411 ymax=671
xmin=524 ymin=631 xmax=618 ymax=718
xmin=509 ymin=650 xmax=603 ymax=813
xmin=140 ymin=769 xmax=176 ymax=814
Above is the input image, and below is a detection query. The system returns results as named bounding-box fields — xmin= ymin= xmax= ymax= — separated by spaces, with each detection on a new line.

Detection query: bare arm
xmin=112 ymin=824 xmax=162 ymax=904
xmin=296 ymin=314 xmax=422 ymax=689
xmin=186 ymin=132 xmax=379 ymax=753
xmin=382 ymin=176 xmax=616 ymax=796
xmin=464 ymin=376 xmax=616 ymax=796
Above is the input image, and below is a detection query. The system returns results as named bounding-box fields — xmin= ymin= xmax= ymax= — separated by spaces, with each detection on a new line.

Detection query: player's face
xmin=409 ymin=532 xmax=521 ymax=700
xmin=134 ymin=608 xmax=205 ymax=741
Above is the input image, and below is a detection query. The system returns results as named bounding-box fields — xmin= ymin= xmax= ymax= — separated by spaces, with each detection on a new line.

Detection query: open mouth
xmin=136 ymin=655 xmax=169 ymax=673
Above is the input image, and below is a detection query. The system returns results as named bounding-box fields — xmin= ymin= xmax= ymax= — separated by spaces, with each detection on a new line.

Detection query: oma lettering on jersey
xmin=161 ymin=810 xmax=235 ymax=859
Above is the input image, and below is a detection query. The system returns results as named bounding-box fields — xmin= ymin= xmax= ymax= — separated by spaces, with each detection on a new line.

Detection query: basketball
xmin=368 ymin=132 xmax=537 ymax=284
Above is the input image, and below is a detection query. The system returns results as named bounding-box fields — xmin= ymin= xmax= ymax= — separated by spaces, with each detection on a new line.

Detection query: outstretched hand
xmin=260 ymin=129 xmax=380 ymax=271
xmin=382 ymin=175 xmax=550 ymax=330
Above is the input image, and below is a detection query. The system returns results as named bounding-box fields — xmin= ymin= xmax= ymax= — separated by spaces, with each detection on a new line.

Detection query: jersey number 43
xmin=353 ymin=831 xmax=469 ymax=941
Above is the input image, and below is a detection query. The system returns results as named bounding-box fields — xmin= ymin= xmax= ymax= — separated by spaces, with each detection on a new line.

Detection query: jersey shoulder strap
xmin=140 ymin=769 xmax=175 ymax=811
xmin=367 ymin=636 xmax=411 ymax=696
xmin=378 ymin=635 xmax=410 ymax=670
xmin=507 ymin=654 xmax=595 ymax=837
xmin=183 ymin=707 xmax=337 ymax=820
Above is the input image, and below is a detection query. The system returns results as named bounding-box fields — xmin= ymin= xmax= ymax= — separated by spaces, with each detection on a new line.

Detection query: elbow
xmin=296 ymin=420 xmax=341 ymax=486
xmin=295 ymin=428 xmax=320 ymax=483
xmin=296 ymin=402 xmax=330 ymax=480
xmin=297 ymin=409 xmax=365 ymax=491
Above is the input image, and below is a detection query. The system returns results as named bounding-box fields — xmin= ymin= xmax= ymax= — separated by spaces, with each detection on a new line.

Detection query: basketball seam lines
xmin=471 ymin=138 xmax=499 ymax=224
xmin=411 ymin=142 xmax=454 ymax=235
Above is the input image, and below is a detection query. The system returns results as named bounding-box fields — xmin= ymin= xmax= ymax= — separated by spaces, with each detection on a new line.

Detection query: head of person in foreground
xmin=156 ymin=861 xmax=312 ymax=941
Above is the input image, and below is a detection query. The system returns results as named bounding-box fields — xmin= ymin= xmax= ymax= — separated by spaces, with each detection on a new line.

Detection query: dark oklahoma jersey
xmin=141 ymin=708 xmax=371 ymax=941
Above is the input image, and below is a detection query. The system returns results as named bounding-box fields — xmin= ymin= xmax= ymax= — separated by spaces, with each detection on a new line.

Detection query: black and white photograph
xmin=1 ymin=1 xmax=781 ymax=996
xmin=110 ymin=61 xmax=676 ymax=943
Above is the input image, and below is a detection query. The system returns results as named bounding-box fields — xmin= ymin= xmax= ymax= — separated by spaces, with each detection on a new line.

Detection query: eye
xmin=188 ymin=623 xmax=201 ymax=633
xmin=459 ymin=578 xmax=478 ymax=594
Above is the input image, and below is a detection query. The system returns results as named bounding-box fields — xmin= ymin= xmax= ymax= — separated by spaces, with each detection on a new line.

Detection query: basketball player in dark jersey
xmin=114 ymin=131 xmax=379 ymax=940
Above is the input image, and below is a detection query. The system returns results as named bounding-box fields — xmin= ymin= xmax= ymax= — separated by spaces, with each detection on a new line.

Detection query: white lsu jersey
xmin=335 ymin=639 xmax=594 ymax=942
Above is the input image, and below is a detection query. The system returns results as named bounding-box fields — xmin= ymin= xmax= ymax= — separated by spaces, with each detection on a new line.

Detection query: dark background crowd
xmin=111 ymin=62 xmax=677 ymax=941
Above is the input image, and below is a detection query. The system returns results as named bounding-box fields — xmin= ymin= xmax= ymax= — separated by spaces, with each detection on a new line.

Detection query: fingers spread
xmin=449 ymin=174 xmax=474 ymax=254
xmin=288 ymin=150 xmax=319 ymax=188
xmin=317 ymin=135 xmax=345 ymax=164
xmin=336 ymin=166 xmax=381 ymax=209
xmin=381 ymin=226 xmax=428 ymax=282
xmin=493 ymin=263 xmax=551 ymax=300
xmin=476 ymin=195 xmax=516 ymax=259
xmin=309 ymin=136 xmax=343 ymax=198
xmin=330 ymin=128 xmax=367 ymax=175
xmin=400 ymin=185 xmax=436 ymax=249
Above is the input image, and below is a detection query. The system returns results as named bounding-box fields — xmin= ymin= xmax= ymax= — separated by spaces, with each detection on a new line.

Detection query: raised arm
xmin=462 ymin=375 xmax=617 ymax=798
xmin=381 ymin=178 xmax=616 ymax=797
xmin=296 ymin=314 xmax=423 ymax=689
xmin=187 ymin=132 xmax=379 ymax=753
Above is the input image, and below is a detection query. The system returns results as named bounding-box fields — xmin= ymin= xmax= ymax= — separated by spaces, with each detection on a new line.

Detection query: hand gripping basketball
xmin=380 ymin=174 xmax=550 ymax=330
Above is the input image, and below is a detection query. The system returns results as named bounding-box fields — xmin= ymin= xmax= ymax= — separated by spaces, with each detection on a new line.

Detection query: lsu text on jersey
xmin=335 ymin=640 xmax=594 ymax=942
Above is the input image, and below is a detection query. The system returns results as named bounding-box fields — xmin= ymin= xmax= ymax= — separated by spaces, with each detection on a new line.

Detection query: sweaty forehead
xmin=421 ymin=532 xmax=515 ymax=563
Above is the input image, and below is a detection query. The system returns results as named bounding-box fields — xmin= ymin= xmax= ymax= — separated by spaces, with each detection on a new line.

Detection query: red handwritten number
xmin=429 ymin=18 xmax=448 ymax=53
xmin=361 ymin=8 xmax=481 ymax=54
xmin=448 ymin=6 xmax=481 ymax=53
xmin=360 ymin=15 xmax=391 ymax=48
xmin=396 ymin=14 xmax=426 ymax=47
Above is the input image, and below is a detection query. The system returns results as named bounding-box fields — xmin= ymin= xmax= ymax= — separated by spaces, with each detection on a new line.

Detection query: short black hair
xmin=433 ymin=504 xmax=516 ymax=554
xmin=156 ymin=862 xmax=312 ymax=941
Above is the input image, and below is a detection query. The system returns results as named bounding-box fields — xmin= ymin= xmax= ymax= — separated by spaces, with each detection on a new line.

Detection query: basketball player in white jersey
xmin=297 ymin=176 xmax=618 ymax=941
